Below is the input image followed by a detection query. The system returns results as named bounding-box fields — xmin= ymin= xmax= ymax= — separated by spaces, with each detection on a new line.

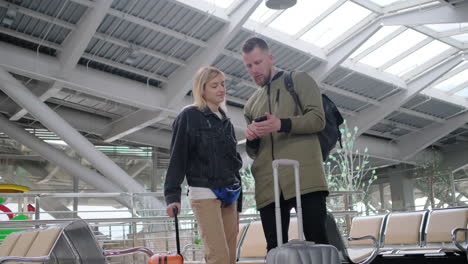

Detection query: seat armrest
xmin=451 ymin=228 xmax=468 ymax=253
xmin=348 ymin=235 xmax=380 ymax=264
xmin=104 ymin=246 xmax=154 ymax=258
xmin=0 ymin=256 xmax=50 ymax=263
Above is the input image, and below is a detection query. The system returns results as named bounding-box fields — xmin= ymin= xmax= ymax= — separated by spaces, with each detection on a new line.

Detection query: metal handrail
xmin=451 ymin=228 xmax=468 ymax=253
xmin=0 ymin=256 xmax=50 ymax=263
xmin=348 ymin=235 xmax=380 ymax=264
xmin=104 ymin=246 xmax=154 ymax=257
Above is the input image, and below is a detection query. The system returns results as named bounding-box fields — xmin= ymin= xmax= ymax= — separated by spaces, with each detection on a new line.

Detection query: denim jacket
xmin=164 ymin=105 xmax=243 ymax=212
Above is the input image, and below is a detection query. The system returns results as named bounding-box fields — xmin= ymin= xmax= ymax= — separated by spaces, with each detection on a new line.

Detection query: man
xmin=241 ymin=37 xmax=329 ymax=251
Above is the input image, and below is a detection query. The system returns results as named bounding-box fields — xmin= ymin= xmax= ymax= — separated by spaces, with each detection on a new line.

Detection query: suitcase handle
xmin=272 ymin=159 xmax=304 ymax=247
xmin=173 ymin=207 xmax=181 ymax=255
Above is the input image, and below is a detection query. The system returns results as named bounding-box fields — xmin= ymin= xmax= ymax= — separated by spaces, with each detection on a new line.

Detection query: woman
xmin=164 ymin=66 xmax=243 ymax=264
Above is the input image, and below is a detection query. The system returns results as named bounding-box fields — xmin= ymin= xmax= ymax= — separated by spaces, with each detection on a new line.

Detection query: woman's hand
xmin=166 ymin=202 xmax=181 ymax=217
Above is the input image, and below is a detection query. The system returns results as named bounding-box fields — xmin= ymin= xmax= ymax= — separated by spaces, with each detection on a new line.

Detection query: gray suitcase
xmin=266 ymin=159 xmax=341 ymax=264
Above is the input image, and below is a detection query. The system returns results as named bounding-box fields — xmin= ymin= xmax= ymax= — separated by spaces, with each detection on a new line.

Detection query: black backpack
xmin=284 ymin=71 xmax=344 ymax=161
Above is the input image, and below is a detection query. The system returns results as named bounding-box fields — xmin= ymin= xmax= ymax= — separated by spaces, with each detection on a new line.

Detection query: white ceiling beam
xmin=397 ymin=111 xmax=468 ymax=160
xmin=352 ymin=27 xmax=407 ymax=62
xmin=383 ymin=0 xmax=441 ymax=13
xmin=439 ymin=26 xmax=468 ymax=37
xmin=379 ymin=37 xmax=433 ymax=70
xmin=128 ymin=160 xmax=151 ymax=178
xmin=80 ymin=54 xmax=169 ymax=82
xmin=423 ymin=89 xmax=468 ymax=108
xmin=0 ymin=27 xmax=61 ymax=50
xmin=380 ymin=119 xmax=419 ymax=132
xmin=412 ymin=25 xmax=464 ymax=49
xmin=350 ymin=0 xmax=383 ymax=13
xmin=103 ymin=109 xmax=166 ymax=143
xmin=447 ymin=79 xmax=468 ymax=95
xmin=59 ymin=0 xmax=112 ymax=73
xmin=347 ymin=54 xmax=463 ymax=135
xmin=397 ymin=107 xmax=446 ymax=123
xmin=312 ymin=20 xmax=382 ymax=82
xmin=321 ymin=83 xmax=380 ymax=105
xmin=382 ymin=2 xmax=468 ymax=25
xmin=10 ymin=82 xmax=61 ymax=121
xmin=341 ymin=60 xmax=408 ymax=87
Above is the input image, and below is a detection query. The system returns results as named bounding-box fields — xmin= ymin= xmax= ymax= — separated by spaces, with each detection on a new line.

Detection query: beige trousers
xmin=190 ymin=199 xmax=237 ymax=264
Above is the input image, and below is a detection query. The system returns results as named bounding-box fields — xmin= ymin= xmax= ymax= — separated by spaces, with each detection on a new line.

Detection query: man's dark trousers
xmin=259 ymin=191 xmax=329 ymax=251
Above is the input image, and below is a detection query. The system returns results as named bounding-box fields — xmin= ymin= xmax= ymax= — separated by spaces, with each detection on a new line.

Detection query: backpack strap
xmin=284 ymin=71 xmax=304 ymax=116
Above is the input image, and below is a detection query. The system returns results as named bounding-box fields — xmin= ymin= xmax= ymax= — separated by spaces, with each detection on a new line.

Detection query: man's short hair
xmin=242 ymin=37 xmax=269 ymax=53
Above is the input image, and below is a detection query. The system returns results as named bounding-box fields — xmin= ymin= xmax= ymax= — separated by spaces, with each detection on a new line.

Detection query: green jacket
xmin=244 ymin=71 xmax=328 ymax=209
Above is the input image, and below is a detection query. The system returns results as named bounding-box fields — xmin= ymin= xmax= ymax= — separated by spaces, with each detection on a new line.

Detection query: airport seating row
xmin=233 ymin=207 xmax=468 ymax=264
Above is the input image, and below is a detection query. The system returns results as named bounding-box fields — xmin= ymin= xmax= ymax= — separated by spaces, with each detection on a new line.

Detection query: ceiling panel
xmin=387 ymin=111 xmax=434 ymax=128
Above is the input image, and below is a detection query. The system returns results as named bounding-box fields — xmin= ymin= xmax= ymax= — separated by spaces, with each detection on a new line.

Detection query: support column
xmin=151 ymin=148 xmax=160 ymax=192
xmin=389 ymin=166 xmax=415 ymax=212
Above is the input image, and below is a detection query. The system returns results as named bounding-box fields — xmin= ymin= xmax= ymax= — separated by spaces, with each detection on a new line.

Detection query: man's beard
xmin=260 ymin=70 xmax=272 ymax=86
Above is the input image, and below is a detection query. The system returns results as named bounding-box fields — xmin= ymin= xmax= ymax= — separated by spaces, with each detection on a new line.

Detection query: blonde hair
xmin=192 ymin=66 xmax=226 ymax=111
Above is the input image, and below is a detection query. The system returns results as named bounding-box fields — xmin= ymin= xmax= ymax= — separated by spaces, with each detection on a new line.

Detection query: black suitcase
xmin=266 ymin=159 xmax=341 ymax=264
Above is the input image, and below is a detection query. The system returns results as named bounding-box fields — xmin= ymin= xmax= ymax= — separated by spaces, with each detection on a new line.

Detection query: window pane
xmin=350 ymin=26 xmax=402 ymax=58
xmin=434 ymin=68 xmax=468 ymax=91
xmin=386 ymin=40 xmax=452 ymax=76
xmin=269 ymin=1 xmax=340 ymax=35
xmin=360 ymin=29 xmax=426 ymax=68
xmin=455 ymin=87 xmax=468 ymax=97
xmin=426 ymin=23 xmax=468 ymax=32
xmin=300 ymin=1 xmax=372 ymax=47
xmin=451 ymin=33 xmax=468 ymax=42
xmin=249 ymin=2 xmax=278 ymax=24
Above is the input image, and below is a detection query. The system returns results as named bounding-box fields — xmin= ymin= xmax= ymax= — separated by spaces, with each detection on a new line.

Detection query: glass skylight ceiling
xmin=359 ymin=29 xmax=427 ymax=68
xmin=455 ymin=88 xmax=468 ymax=97
xmin=246 ymin=0 xmax=467 ymax=101
xmin=351 ymin=26 xmax=402 ymax=58
xmin=386 ymin=40 xmax=451 ymax=76
xmin=299 ymin=1 xmax=371 ymax=47
xmin=434 ymin=68 xmax=468 ymax=91
xmin=267 ymin=1 xmax=340 ymax=35
xmin=250 ymin=1 xmax=371 ymax=48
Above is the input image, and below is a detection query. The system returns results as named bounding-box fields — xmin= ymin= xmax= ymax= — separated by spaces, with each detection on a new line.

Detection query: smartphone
xmin=254 ymin=116 xmax=267 ymax=122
